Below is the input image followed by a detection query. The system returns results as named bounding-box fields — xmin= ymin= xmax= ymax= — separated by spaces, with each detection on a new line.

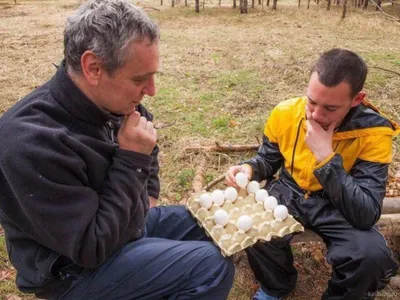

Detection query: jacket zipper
xmin=106 ymin=121 xmax=114 ymax=143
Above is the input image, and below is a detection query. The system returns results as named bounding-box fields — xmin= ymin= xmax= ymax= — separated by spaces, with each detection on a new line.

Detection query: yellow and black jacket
xmin=243 ymin=97 xmax=400 ymax=230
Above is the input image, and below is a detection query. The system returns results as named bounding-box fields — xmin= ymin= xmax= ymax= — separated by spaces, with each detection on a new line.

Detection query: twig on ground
xmin=204 ymin=173 xmax=226 ymax=191
xmin=370 ymin=0 xmax=400 ymax=21
xmin=154 ymin=120 xmax=176 ymax=130
xmin=184 ymin=143 xmax=260 ymax=153
xmin=371 ymin=66 xmax=400 ymax=76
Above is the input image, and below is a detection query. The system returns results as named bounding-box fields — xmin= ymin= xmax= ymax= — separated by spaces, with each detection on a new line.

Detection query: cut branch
xmin=204 ymin=174 xmax=226 ymax=191
xmin=185 ymin=142 xmax=260 ymax=153
xmin=192 ymin=156 xmax=207 ymax=193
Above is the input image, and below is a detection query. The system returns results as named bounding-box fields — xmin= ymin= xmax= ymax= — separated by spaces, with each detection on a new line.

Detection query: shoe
xmin=252 ymin=287 xmax=280 ymax=300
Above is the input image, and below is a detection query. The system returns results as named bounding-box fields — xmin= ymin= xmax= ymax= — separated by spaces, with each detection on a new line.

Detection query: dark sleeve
xmin=137 ymin=104 xmax=160 ymax=199
xmin=1 ymin=130 xmax=152 ymax=268
xmin=241 ymin=134 xmax=284 ymax=182
xmin=147 ymin=144 xmax=160 ymax=199
xmin=314 ymin=154 xmax=388 ymax=230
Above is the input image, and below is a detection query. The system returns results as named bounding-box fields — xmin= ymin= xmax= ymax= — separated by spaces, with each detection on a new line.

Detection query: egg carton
xmin=186 ymin=179 xmax=304 ymax=257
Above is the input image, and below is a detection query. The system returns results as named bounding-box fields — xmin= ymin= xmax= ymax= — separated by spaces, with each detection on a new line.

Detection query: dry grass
xmin=1 ymin=0 xmax=400 ymax=299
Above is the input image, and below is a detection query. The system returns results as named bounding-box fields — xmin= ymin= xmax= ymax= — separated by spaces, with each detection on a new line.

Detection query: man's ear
xmin=351 ymin=91 xmax=366 ymax=107
xmin=80 ymin=51 xmax=103 ymax=86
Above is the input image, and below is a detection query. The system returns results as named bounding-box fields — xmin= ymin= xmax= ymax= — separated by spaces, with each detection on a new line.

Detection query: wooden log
xmin=184 ymin=143 xmax=259 ymax=154
xmin=292 ymin=213 xmax=400 ymax=243
xmin=382 ymin=197 xmax=400 ymax=214
xmin=204 ymin=174 xmax=226 ymax=191
xmin=192 ymin=157 xmax=207 ymax=193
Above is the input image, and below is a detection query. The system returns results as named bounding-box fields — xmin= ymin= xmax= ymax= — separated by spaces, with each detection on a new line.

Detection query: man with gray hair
xmin=0 ymin=1 xmax=234 ymax=299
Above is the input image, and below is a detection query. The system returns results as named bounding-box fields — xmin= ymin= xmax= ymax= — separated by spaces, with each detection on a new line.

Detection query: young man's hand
xmin=305 ymin=105 xmax=340 ymax=163
xmin=149 ymin=196 xmax=157 ymax=208
xmin=226 ymin=164 xmax=253 ymax=189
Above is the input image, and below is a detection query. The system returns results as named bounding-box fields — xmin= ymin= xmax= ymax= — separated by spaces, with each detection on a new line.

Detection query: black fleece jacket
xmin=0 ymin=62 xmax=160 ymax=297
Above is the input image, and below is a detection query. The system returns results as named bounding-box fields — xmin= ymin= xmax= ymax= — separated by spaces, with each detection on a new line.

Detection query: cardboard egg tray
xmin=186 ymin=187 xmax=304 ymax=257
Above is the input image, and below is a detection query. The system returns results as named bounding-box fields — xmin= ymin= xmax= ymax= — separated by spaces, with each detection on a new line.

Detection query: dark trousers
xmin=246 ymin=181 xmax=399 ymax=300
xmin=55 ymin=205 xmax=234 ymax=300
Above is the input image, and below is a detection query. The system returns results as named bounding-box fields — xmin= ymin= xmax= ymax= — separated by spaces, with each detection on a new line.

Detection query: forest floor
xmin=0 ymin=0 xmax=400 ymax=299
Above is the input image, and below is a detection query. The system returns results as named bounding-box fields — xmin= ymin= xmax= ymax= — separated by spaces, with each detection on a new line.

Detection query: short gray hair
xmin=64 ymin=0 xmax=159 ymax=75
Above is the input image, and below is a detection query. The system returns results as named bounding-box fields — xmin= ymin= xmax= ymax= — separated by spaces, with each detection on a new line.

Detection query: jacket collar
xmin=49 ymin=60 xmax=119 ymax=125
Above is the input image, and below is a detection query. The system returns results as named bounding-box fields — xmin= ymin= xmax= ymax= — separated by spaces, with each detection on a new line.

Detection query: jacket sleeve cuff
xmin=313 ymin=152 xmax=336 ymax=171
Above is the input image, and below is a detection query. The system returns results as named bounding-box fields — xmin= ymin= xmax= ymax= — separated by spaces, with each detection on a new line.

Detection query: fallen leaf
xmin=0 ymin=270 xmax=12 ymax=281
xmin=313 ymin=248 xmax=324 ymax=262
xmin=7 ymin=295 xmax=22 ymax=300
xmin=228 ymin=120 xmax=240 ymax=127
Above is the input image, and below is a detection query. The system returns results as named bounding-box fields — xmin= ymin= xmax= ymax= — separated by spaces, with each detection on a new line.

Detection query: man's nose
xmin=143 ymin=76 xmax=156 ymax=97
xmin=311 ymin=106 xmax=324 ymax=122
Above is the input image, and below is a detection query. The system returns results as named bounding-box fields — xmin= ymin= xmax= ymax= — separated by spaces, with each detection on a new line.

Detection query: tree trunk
xmin=186 ymin=0 xmax=188 ymax=7
xmin=298 ymin=0 xmax=301 ymax=7
xmin=161 ymin=0 xmax=163 ymax=5
xmin=327 ymin=0 xmax=331 ymax=10
xmin=172 ymin=0 xmax=175 ymax=8
xmin=203 ymin=0 xmax=205 ymax=11
xmin=307 ymin=0 xmax=310 ymax=8
xmin=267 ymin=0 xmax=270 ymax=6
xmin=195 ymin=0 xmax=200 ymax=12
xmin=233 ymin=0 xmax=237 ymax=8
xmin=375 ymin=0 xmax=381 ymax=11
xmin=240 ymin=0 xmax=248 ymax=13
xmin=219 ymin=0 xmax=222 ymax=6
xmin=341 ymin=0 xmax=348 ymax=19
xmin=363 ymin=0 xmax=369 ymax=9
xmin=317 ymin=0 xmax=320 ymax=4
xmin=272 ymin=0 xmax=277 ymax=9
xmin=252 ymin=0 xmax=255 ymax=8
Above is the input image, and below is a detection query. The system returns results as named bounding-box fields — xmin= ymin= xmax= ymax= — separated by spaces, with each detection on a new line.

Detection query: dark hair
xmin=311 ymin=49 xmax=368 ymax=98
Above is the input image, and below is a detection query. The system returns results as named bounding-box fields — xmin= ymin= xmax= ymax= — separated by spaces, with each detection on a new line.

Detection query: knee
xmin=196 ymin=242 xmax=235 ymax=279
xmin=358 ymin=241 xmax=391 ymax=269
xmin=342 ymin=231 xmax=393 ymax=272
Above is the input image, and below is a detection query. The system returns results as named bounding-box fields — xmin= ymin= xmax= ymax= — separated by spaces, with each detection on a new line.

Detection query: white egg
xmin=255 ymin=189 xmax=269 ymax=202
xmin=274 ymin=205 xmax=289 ymax=220
xmin=199 ymin=193 xmax=213 ymax=209
xmin=264 ymin=196 xmax=278 ymax=211
xmin=211 ymin=189 xmax=225 ymax=206
xmin=235 ymin=172 xmax=249 ymax=189
xmin=224 ymin=187 xmax=238 ymax=202
xmin=247 ymin=181 xmax=260 ymax=194
xmin=236 ymin=215 xmax=253 ymax=232
xmin=214 ymin=209 xmax=229 ymax=226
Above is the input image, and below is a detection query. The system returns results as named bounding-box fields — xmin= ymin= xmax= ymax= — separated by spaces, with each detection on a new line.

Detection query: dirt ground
xmin=0 ymin=0 xmax=400 ymax=299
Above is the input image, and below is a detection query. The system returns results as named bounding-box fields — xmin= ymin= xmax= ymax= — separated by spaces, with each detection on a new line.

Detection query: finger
xmin=124 ymin=111 xmax=141 ymax=128
xmin=305 ymin=104 xmax=312 ymax=120
xmin=137 ymin=116 xmax=147 ymax=129
xmin=227 ymin=167 xmax=239 ymax=183
xmin=145 ymin=121 xmax=154 ymax=131
xmin=328 ymin=120 xmax=336 ymax=133
xmin=306 ymin=120 xmax=313 ymax=131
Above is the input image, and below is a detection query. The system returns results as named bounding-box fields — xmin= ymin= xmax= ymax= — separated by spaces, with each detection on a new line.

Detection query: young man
xmin=0 ymin=1 xmax=234 ymax=299
xmin=227 ymin=49 xmax=400 ymax=300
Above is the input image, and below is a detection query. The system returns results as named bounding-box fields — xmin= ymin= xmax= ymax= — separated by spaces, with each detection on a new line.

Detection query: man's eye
xmin=326 ymin=107 xmax=337 ymax=112
xmin=133 ymin=78 xmax=147 ymax=83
